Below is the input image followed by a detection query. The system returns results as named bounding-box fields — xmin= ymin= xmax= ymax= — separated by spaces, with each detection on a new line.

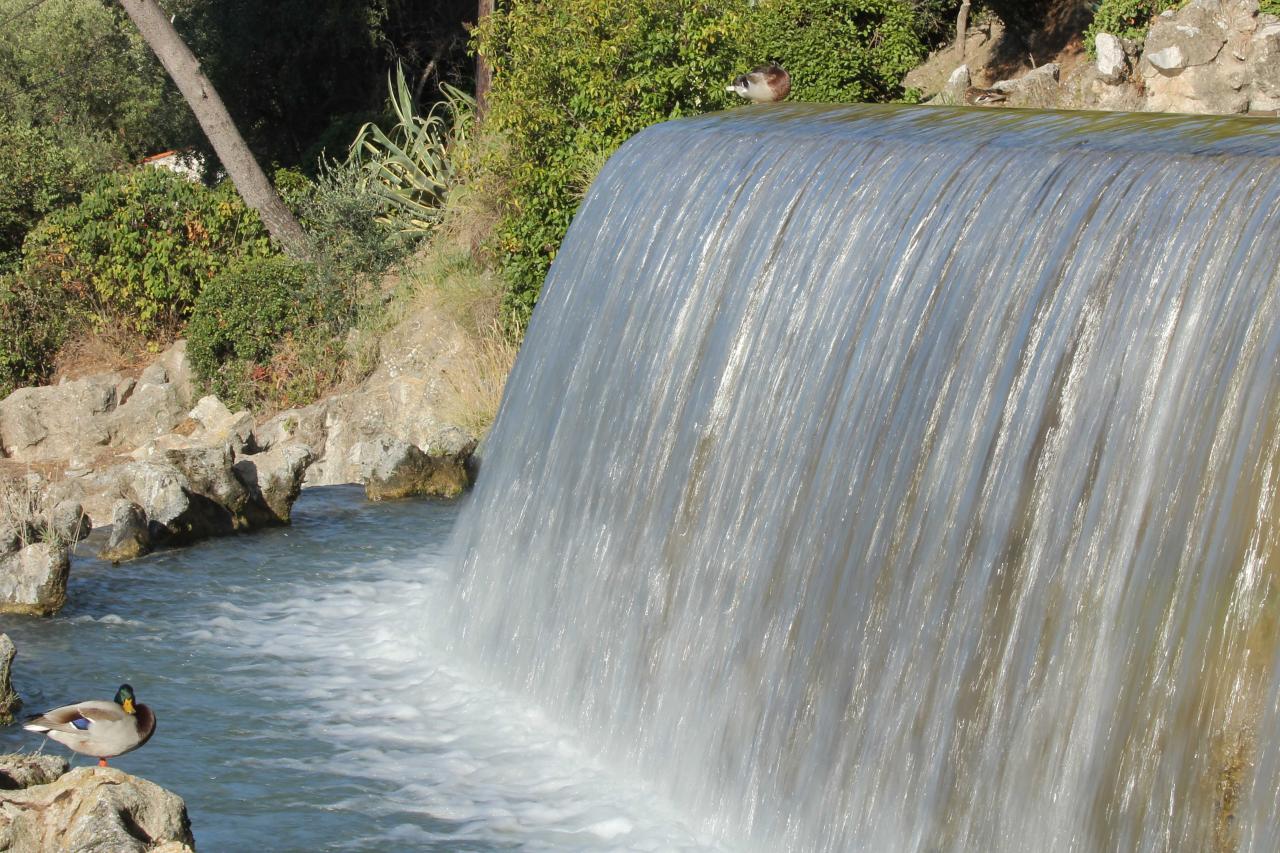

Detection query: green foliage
xmin=187 ymin=255 xmax=352 ymax=410
xmin=1085 ymin=0 xmax=1184 ymax=54
xmin=278 ymin=160 xmax=411 ymax=278
xmin=0 ymin=267 xmax=73 ymax=398
xmin=476 ymin=0 xmax=937 ymax=323
xmin=19 ymin=167 xmax=274 ymax=337
xmin=746 ymin=0 xmax=929 ymax=102
xmin=0 ymin=0 xmax=191 ymax=158
xmin=349 ymin=65 xmax=475 ymax=237
xmin=0 ymin=119 xmax=111 ymax=270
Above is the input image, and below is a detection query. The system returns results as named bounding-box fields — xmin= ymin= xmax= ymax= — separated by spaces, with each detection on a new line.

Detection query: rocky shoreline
xmin=0 ymin=755 xmax=196 ymax=852
xmin=915 ymin=0 xmax=1280 ymax=116
xmin=0 ymin=335 xmax=477 ymax=617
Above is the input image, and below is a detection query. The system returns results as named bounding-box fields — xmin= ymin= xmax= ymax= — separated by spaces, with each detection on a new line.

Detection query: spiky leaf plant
xmin=348 ymin=64 xmax=474 ymax=236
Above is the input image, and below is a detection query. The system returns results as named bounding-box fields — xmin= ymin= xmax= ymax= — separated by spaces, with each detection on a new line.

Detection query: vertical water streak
xmin=444 ymin=105 xmax=1280 ymax=851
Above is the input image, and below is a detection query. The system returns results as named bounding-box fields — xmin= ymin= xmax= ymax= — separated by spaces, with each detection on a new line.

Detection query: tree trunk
xmin=475 ymin=0 xmax=494 ymax=121
xmin=118 ymin=0 xmax=311 ymax=259
xmin=955 ymin=0 xmax=971 ymax=60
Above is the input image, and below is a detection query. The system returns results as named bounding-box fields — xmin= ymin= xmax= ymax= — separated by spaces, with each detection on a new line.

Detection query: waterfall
xmin=444 ymin=104 xmax=1280 ymax=851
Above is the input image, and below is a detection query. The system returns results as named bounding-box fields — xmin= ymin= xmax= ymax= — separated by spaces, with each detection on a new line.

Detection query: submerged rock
xmin=99 ymin=500 xmax=153 ymax=563
xmin=0 ymin=636 xmax=17 ymax=725
xmin=358 ymin=436 xmax=473 ymax=501
xmin=0 ymin=765 xmax=195 ymax=852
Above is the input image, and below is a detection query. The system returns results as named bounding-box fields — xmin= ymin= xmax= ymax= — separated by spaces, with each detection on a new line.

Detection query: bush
xmin=0 ymin=119 xmax=112 ymax=271
xmin=277 ymin=161 xmax=409 ymax=278
xmin=475 ymin=0 xmax=938 ymax=324
xmin=0 ymin=267 xmax=75 ymax=398
xmin=746 ymin=0 xmax=931 ymax=103
xmin=187 ymin=255 xmax=353 ymax=411
xmin=1084 ymin=0 xmax=1182 ymax=53
xmin=19 ymin=167 xmax=274 ymax=338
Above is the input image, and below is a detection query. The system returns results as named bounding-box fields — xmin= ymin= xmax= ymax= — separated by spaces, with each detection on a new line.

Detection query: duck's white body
xmin=24 ymin=685 xmax=155 ymax=764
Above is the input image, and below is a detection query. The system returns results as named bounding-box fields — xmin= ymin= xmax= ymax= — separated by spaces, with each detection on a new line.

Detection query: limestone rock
xmin=0 ymin=766 xmax=195 ymax=852
xmin=1095 ymin=33 xmax=1130 ymax=82
xmin=930 ymin=64 xmax=970 ymax=105
xmin=0 ymin=377 xmax=117 ymax=462
xmin=252 ymin=402 xmax=327 ymax=455
xmin=0 ymin=523 xmax=18 ymax=557
xmin=163 ymin=444 xmax=249 ymax=518
xmin=187 ymin=396 xmax=253 ymax=453
xmin=99 ymin=501 xmax=152 ymax=563
xmin=0 ymin=754 xmax=67 ymax=791
xmin=1251 ymin=22 xmax=1280 ymax=103
xmin=50 ymin=500 xmax=91 ymax=546
xmin=0 ymin=636 xmax=17 ymax=725
xmin=0 ymin=543 xmax=69 ymax=616
xmin=234 ymin=443 xmax=313 ymax=525
xmin=358 ymin=436 xmax=472 ymax=501
xmin=990 ymin=63 xmax=1061 ymax=107
xmin=1145 ymin=1 xmax=1230 ymax=70
xmin=108 ymin=380 xmax=190 ymax=451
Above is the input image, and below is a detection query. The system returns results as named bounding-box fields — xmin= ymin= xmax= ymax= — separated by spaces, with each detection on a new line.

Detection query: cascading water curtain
xmin=444 ymin=104 xmax=1280 ymax=852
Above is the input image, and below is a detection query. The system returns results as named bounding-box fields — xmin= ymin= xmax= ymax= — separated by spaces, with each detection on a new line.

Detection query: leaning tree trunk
xmin=118 ymin=0 xmax=311 ymax=259
xmin=475 ymin=0 xmax=494 ymax=120
xmin=955 ymin=0 xmax=971 ymax=60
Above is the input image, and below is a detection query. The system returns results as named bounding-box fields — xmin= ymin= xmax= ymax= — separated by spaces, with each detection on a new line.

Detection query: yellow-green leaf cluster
xmin=475 ymin=0 xmax=939 ymax=323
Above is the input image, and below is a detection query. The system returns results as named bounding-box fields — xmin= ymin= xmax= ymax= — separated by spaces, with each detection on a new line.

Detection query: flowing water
xmin=6 ymin=104 xmax=1280 ymax=852
xmin=448 ymin=105 xmax=1280 ymax=852
xmin=1 ymin=487 xmax=721 ymax=851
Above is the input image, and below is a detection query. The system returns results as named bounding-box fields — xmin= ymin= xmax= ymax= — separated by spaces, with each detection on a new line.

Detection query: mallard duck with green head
xmin=23 ymin=683 xmax=155 ymax=766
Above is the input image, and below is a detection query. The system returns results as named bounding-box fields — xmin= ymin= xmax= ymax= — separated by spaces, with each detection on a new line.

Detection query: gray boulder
xmin=0 ymin=377 xmax=117 ymax=462
xmin=162 ymin=444 xmax=249 ymax=520
xmin=1138 ymin=0 xmax=1274 ymax=113
xmin=98 ymin=501 xmax=152 ymax=564
xmin=0 ymin=543 xmax=70 ymax=616
xmin=0 ymin=636 xmax=17 ymax=725
xmin=0 ymin=766 xmax=196 ymax=852
xmin=1251 ymin=22 xmax=1280 ymax=108
xmin=0 ymin=754 xmax=67 ymax=791
xmin=234 ymin=443 xmax=314 ymax=525
xmin=1095 ymin=33 xmax=1131 ymax=82
xmin=186 ymin=396 xmax=254 ymax=454
xmin=0 ymin=523 xmax=18 ymax=557
xmin=253 ymin=402 xmax=327 ymax=455
xmin=358 ymin=436 xmax=473 ymax=501
xmin=50 ymin=500 xmax=91 ymax=546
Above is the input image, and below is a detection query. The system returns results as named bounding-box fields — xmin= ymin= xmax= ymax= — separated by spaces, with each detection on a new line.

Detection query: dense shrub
xmin=187 ymin=255 xmax=354 ymax=410
xmin=476 ymin=0 xmax=938 ymax=324
xmin=0 ymin=268 xmax=75 ymax=398
xmin=19 ymin=167 xmax=274 ymax=338
xmin=746 ymin=0 xmax=930 ymax=102
xmin=0 ymin=120 xmax=113 ymax=271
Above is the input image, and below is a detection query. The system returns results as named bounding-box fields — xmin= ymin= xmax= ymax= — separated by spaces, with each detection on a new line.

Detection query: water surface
xmin=1 ymin=486 xmax=718 ymax=852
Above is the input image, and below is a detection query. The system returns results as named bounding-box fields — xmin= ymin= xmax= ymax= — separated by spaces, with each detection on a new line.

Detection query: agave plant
xmin=348 ymin=63 xmax=474 ymax=236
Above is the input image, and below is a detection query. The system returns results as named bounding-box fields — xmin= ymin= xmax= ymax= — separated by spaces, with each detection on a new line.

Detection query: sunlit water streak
xmin=1 ymin=487 xmax=722 ymax=851
xmin=449 ymin=105 xmax=1280 ymax=851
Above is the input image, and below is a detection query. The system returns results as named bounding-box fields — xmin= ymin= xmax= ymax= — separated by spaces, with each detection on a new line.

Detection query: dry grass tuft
xmin=52 ymin=317 xmax=154 ymax=382
xmin=1 ymin=472 xmax=54 ymax=548
xmin=438 ymin=318 xmax=520 ymax=435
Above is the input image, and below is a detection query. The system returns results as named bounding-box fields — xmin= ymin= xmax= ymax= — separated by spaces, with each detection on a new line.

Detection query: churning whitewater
xmin=446 ymin=105 xmax=1280 ymax=851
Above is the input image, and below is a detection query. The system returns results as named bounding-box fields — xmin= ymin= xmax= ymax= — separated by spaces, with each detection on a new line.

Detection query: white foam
xmin=201 ymin=543 xmax=724 ymax=851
